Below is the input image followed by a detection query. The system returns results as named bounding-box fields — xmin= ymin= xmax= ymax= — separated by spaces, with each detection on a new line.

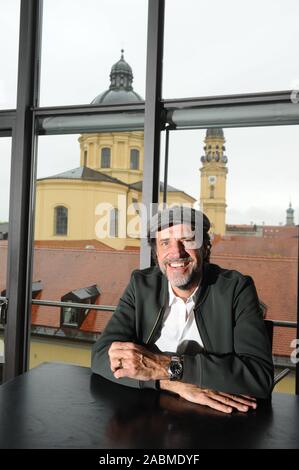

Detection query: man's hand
xmin=160 ymin=380 xmax=257 ymax=414
xmin=108 ymin=341 xmax=170 ymax=381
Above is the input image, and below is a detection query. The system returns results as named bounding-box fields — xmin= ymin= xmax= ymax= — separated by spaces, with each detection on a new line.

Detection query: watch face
xmin=169 ymin=359 xmax=183 ymax=379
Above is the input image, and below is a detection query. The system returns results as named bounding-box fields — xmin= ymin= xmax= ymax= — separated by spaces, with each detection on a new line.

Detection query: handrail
xmin=270 ymin=320 xmax=296 ymax=328
xmin=31 ymin=299 xmax=116 ymax=312
xmin=273 ymin=368 xmax=292 ymax=385
xmin=1 ymin=296 xmax=297 ymax=326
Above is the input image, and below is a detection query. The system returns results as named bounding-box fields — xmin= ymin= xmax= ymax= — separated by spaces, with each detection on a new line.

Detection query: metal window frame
xmin=140 ymin=0 xmax=165 ymax=268
xmin=0 ymin=0 xmax=297 ymax=394
xmin=2 ymin=0 xmax=43 ymax=381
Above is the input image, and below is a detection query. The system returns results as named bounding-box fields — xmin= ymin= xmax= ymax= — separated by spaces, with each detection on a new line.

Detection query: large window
xmin=31 ymin=131 xmax=140 ymax=368
xmin=1 ymin=1 xmax=298 ymax=395
xmin=40 ymin=0 xmax=147 ymax=106
xmin=0 ymin=0 xmax=20 ymax=109
xmin=163 ymin=0 xmax=299 ymax=98
xmin=162 ymin=125 xmax=298 ymax=393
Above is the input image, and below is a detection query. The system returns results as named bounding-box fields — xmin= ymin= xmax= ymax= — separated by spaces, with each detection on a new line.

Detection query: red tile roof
xmin=0 ymin=241 xmax=138 ymax=332
xmin=212 ymin=235 xmax=298 ymax=257
xmin=30 ymin=247 xmax=139 ymax=329
xmin=262 ymin=225 xmax=298 ymax=238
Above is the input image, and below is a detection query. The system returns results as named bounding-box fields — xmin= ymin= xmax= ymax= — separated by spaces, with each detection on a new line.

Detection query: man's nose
xmin=169 ymin=240 xmax=187 ymax=258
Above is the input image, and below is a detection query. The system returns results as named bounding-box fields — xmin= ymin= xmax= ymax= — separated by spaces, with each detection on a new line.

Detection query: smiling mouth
xmin=167 ymin=260 xmax=191 ymax=269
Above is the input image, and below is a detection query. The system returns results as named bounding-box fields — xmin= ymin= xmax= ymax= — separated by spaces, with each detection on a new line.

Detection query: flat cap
xmin=148 ymin=205 xmax=210 ymax=246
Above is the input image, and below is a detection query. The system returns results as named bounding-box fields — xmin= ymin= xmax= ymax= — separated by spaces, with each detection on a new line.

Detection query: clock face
xmin=208 ymin=175 xmax=217 ymax=185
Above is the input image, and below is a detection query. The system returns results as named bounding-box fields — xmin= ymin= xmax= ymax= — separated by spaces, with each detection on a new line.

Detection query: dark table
xmin=0 ymin=362 xmax=298 ymax=449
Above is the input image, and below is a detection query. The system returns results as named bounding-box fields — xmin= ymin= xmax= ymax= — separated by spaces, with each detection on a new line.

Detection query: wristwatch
xmin=167 ymin=356 xmax=183 ymax=381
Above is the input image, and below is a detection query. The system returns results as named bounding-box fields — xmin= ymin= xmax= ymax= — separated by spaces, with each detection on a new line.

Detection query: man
xmin=92 ymin=206 xmax=274 ymax=414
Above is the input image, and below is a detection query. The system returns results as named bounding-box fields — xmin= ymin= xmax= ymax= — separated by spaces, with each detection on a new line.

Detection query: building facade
xmin=34 ymin=52 xmax=195 ymax=249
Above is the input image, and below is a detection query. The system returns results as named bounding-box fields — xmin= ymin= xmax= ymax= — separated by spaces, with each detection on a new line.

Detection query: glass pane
xmin=0 ymin=137 xmax=12 ymax=382
xmin=31 ymin=128 xmax=144 ymax=368
xmin=40 ymin=0 xmax=147 ymax=106
xmin=0 ymin=0 xmax=20 ymax=109
xmin=163 ymin=125 xmax=298 ymax=393
xmin=164 ymin=0 xmax=299 ymax=98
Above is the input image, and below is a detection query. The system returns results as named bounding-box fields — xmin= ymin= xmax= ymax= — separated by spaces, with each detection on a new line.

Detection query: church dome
xmin=91 ymin=50 xmax=143 ymax=105
xmin=111 ymin=56 xmax=133 ymax=76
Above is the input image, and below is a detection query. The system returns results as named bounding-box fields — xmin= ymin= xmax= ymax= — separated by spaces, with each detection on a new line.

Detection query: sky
xmin=0 ymin=0 xmax=299 ymax=225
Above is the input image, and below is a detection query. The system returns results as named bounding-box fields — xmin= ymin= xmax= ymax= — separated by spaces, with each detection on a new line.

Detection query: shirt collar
xmin=168 ymin=281 xmax=200 ymax=306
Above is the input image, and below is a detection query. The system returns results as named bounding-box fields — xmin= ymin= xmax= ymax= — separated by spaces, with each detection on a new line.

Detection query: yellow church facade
xmin=35 ymin=152 xmax=195 ymax=250
xmin=35 ymin=52 xmax=228 ymax=247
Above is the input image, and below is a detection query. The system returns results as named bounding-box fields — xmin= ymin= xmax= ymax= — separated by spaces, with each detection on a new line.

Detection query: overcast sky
xmin=0 ymin=0 xmax=299 ymax=224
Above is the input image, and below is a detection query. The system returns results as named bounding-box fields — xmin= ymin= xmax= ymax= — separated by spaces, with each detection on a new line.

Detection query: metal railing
xmin=2 ymin=296 xmax=297 ymax=328
xmin=31 ymin=298 xmax=116 ymax=312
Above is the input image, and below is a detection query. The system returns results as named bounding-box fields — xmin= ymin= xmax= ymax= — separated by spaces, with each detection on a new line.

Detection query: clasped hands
xmin=108 ymin=341 xmax=257 ymax=414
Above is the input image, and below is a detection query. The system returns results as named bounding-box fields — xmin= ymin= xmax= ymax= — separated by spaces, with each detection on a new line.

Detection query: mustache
xmin=163 ymin=257 xmax=193 ymax=266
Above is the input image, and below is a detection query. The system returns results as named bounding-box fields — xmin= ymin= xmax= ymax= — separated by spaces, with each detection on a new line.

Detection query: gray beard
xmin=160 ymin=263 xmax=201 ymax=290
xmin=174 ymin=270 xmax=200 ymax=290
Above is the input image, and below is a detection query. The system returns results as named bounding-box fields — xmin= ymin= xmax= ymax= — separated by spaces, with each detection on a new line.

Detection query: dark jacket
xmin=91 ymin=263 xmax=274 ymax=398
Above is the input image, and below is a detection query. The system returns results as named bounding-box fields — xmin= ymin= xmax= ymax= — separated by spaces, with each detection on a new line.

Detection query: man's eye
xmin=160 ymin=240 xmax=169 ymax=247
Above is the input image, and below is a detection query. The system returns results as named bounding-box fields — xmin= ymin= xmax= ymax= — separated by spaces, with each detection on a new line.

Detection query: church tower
xmin=286 ymin=202 xmax=295 ymax=226
xmin=200 ymin=128 xmax=228 ymax=235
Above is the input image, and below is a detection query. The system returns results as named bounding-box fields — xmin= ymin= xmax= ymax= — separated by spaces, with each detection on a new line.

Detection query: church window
xmin=101 ymin=148 xmax=111 ymax=168
xmin=210 ymin=185 xmax=215 ymax=199
xmin=54 ymin=206 xmax=68 ymax=235
xmin=110 ymin=208 xmax=119 ymax=237
xmin=130 ymin=149 xmax=140 ymax=170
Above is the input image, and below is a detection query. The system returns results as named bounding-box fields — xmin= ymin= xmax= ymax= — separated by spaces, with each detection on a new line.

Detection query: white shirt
xmin=155 ymin=282 xmax=204 ymax=355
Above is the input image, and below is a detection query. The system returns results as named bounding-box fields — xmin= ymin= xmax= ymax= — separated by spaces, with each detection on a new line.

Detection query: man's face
xmin=156 ymin=224 xmax=203 ymax=290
